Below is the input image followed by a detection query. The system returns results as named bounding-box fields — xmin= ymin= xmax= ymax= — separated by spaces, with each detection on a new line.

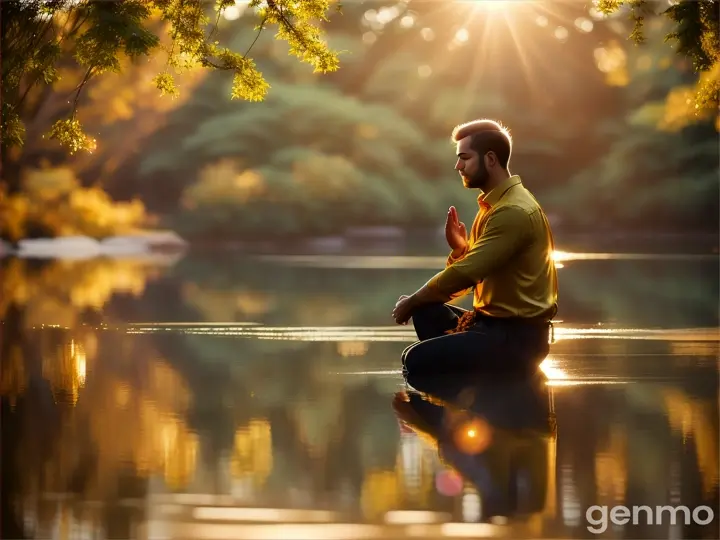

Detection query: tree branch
xmin=207 ymin=3 xmax=224 ymax=44
xmin=244 ymin=15 xmax=267 ymax=58
xmin=71 ymin=66 xmax=94 ymax=116
xmin=274 ymin=3 xmax=313 ymax=54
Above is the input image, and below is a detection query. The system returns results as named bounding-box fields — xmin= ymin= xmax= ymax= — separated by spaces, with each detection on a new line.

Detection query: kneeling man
xmin=392 ymin=119 xmax=558 ymax=376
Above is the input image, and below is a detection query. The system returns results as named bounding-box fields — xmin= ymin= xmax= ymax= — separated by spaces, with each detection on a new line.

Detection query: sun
xmin=473 ymin=0 xmax=509 ymax=11
xmin=459 ymin=0 xmax=527 ymax=12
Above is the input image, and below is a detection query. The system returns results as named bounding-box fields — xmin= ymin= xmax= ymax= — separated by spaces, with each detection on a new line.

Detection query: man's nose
xmin=455 ymin=160 xmax=463 ymax=171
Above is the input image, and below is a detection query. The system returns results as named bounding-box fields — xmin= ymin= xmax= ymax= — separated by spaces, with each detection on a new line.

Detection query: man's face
xmin=455 ymin=136 xmax=489 ymax=190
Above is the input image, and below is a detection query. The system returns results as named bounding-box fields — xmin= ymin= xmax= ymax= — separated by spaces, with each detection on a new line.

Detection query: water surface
xmin=1 ymin=247 xmax=718 ymax=539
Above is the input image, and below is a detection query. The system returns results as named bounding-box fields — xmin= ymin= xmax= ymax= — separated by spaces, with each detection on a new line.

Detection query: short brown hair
xmin=451 ymin=119 xmax=512 ymax=169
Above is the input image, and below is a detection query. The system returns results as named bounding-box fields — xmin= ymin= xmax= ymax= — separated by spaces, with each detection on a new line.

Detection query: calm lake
xmin=1 ymin=241 xmax=718 ymax=540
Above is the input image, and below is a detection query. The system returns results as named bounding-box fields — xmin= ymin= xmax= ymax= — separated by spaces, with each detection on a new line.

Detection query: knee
xmin=402 ymin=344 xmax=427 ymax=375
xmin=401 ymin=344 xmax=413 ymax=365
xmin=401 ymin=342 xmax=420 ymax=367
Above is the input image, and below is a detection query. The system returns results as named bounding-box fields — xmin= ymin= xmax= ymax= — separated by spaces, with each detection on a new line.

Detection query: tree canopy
xmin=1 ymin=0 xmax=340 ymax=153
xmin=599 ymin=0 xmax=718 ymax=122
xmin=2 ymin=0 xmax=717 ymax=157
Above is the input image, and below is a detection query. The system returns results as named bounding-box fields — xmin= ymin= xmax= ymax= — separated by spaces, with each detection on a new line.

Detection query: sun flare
xmin=468 ymin=0 xmax=508 ymax=11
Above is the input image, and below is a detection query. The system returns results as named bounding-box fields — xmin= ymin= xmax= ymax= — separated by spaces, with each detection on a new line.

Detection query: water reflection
xmin=1 ymin=251 xmax=718 ymax=539
xmin=394 ymin=372 xmax=556 ymax=530
xmin=0 ymin=257 xmax=167 ymax=329
xmin=3 ymin=325 xmax=718 ymax=539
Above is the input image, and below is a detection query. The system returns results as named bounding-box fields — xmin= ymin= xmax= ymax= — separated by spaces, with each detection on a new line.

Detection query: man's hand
xmin=392 ymin=294 xmax=416 ymax=325
xmin=445 ymin=206 xmax=467 ymax=257
xmin=393 ymin=285 xmax=453 ymax=325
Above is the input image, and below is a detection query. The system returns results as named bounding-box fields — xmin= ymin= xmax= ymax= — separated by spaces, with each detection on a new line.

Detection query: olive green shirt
xmin=427 ymin=175 xmax=558 ymax=321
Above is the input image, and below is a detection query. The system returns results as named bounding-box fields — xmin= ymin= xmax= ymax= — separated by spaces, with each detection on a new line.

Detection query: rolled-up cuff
xmin=446 ymin=248 xmax=467 ymax=266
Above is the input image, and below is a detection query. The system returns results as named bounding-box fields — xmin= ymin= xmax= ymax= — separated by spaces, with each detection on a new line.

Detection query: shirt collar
xmin=478 ymin=175 xmax=522 ymax=208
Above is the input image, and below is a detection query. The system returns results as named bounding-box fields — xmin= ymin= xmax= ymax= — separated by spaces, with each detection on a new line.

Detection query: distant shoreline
xmin=3 ymin=230 xmax=717 ymax=260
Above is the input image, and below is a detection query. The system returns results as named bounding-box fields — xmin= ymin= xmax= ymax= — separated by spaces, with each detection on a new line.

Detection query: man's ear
xmin=485 ymin=151 xmax=497 ymax=168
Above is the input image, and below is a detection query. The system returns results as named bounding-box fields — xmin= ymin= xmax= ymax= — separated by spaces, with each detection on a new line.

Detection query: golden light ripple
xmin=123 ymin=324 xmax=720 ymax=343
xmin=250 ymin=252 xmax=717 ymax=269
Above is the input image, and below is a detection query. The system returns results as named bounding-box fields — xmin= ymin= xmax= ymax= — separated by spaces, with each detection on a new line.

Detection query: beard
xmin=462 ymin=168 xmax=490 ymax=191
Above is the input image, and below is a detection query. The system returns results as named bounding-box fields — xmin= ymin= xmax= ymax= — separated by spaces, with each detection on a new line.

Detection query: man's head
xmin=451 ymin=119 xmax=512 ymax=191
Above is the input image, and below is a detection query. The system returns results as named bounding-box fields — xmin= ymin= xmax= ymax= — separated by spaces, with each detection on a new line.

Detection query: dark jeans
xmin=401 ymin=303 xmax=551 ymax=377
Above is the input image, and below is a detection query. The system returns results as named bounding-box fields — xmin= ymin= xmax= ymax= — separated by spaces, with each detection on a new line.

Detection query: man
xmin=392 ymin=119 xmax=558 ymax=375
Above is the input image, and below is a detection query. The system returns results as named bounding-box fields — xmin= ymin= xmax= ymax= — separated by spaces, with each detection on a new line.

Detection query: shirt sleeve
xmin=427 ymin=205 xmax=532 ymax=296
xmin=443 ymin=249 xmax=472 ymax=299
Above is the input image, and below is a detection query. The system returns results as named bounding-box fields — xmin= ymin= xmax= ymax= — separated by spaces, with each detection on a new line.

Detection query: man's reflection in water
xmin=393 ymin=370 xmax=555 ymax=524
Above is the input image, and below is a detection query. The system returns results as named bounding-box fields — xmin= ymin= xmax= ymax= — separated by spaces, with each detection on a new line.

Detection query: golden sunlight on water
xmin=231 ymin=420 xmax=273 ymax=487
xmin=41 ymin=338 xmax=87 ymax=404
xmin=661 ymin=388 xmax=719 ymax=497
xmin=253 ymin=251 xmax=717 ymax=269
xmin=124 ymin=323 xmax=720 ymax=344
xmin=593 ymin=428 xmax=627 ymax=504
